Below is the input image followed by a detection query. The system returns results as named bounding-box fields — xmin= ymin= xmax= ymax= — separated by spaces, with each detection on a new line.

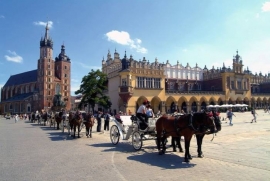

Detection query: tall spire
xmin=45 ymin=22 xmax=49 ymax=40
xmin=40 ymin=22 xmax=53 ymax=48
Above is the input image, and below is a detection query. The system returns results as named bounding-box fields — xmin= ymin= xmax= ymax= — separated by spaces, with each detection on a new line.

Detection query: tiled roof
xmin=1 ymin=92 xmax=34 ymax=102
xmin=3 ymin=70 xmax=37 ymax=87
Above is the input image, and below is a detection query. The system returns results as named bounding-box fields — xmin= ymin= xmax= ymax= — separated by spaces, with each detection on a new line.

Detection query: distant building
xmin=102 ymin=50 xmax=270 ymax=114
xmin=0 ymin=24 xmax=71 ymax=114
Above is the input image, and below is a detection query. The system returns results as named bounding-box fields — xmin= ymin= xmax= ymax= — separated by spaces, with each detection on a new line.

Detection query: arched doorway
xmin=170 ymin=102 xmax=176 ymax=113
xmin=181 ymin=102 xmax=187 ymax=113
xmin=201 ymin=102 xmax=207 ymax=111
xmin=191 ymin=101 xmax=197 ymax=112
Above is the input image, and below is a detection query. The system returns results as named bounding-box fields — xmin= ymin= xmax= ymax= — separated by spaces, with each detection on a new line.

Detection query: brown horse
xmin=84 ymin=113 xmax=95 ymax=138
xmin=69 ymin=112 xmax=83 ymax=138
xmin=54 ymin=112 xmax=63 ymax=130
xmin=171 ymin=111 xmax=222 ymax=157
xmin=156 ymin=112 xmax=217 ymax=162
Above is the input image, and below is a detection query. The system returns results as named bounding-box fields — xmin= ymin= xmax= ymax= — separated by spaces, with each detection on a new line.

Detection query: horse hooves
xmin=184 ymin=158 xmax=190 ymax=163
xmin=198 ymin=154 xmax=204 ymax=158
xmin=78 ymin=136 xmax=81 ymax=138
xmin=173 ymin=149 xmax=176 ymax=152
xmin=180 ymin=149 xmax=184 ymax=153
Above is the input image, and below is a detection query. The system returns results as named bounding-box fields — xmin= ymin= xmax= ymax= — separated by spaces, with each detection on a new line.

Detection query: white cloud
xmin=4 ymin=50 xmax=23 ymax=63
xmin=262 ymin=2 xmax=270 ymax=12
xmin=0 ymin=15 xmax=4 ymax=19
xmin=33 ymin=21 xmax=53 ymax=28
xmin=105 ymin=30 xmax=148 ymax=54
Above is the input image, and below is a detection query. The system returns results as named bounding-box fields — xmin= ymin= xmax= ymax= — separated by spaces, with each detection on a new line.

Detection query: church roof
xmin=3 ymin=70 xmax=37 ymax=87
xmin=1 ymin=92 xmax=34 ymax=102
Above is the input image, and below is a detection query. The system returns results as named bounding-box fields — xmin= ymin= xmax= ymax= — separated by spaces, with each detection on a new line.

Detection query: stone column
xmin=186 ymin=103 xmax=190 ymax=113
xmin=197 ymin=102 xmax=200 ymax=112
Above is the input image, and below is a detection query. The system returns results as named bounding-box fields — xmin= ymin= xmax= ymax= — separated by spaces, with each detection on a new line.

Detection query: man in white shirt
xmin=136 ymin=100 xmax=149 ymax=130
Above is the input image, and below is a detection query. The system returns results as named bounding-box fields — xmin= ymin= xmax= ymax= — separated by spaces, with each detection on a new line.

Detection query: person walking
xmin=251 ymin=108 xmax=258 ymax=123
xmin=227 ymin=108 xmax=235 ymax=126
xmin=96 ymin=111 xmax=103 ymax=132
xmin=15 ymin=114 xmax=18 ymax=123
xmin=104 ymin=112 xmax=110 ymax=131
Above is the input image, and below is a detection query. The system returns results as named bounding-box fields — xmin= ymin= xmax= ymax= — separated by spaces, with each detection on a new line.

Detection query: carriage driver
xmin=136 ymin=100 xmax=149 ymax=130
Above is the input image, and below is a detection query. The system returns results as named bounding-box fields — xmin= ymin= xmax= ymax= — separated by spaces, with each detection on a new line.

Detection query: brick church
xmin=0 ymin=24 xmax=71 ymax=114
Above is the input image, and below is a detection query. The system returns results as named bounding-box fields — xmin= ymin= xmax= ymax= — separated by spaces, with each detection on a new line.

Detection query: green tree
xmin=75 ymin=69 xmax=111 ymax=113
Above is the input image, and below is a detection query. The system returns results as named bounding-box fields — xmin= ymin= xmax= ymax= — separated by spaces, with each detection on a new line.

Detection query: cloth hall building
xmin=0 ymin=24 xmax=71 ymax=114
xmin=102 ymin=50 xmax=270 ymax=114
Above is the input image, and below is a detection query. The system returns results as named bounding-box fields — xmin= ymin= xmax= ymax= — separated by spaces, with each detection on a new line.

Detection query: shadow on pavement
xmin=127 ymin=152 xmax=196 ymax=169
xmin=90 ymin=143 xmax=195 ymax=169
xmin=46 ymin=131 xmax=75 ymax=141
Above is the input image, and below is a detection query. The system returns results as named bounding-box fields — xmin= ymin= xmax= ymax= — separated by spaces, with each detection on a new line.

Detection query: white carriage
xmin=110 ymin=115 xmax=158 ymax=150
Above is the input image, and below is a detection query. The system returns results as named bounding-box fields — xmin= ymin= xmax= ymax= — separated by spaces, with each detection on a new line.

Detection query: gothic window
xmin=231 ymin=81 xmax=235 ymax=89
xmin=122 ymin=78 xmax=127 ymax=86
xmin=65 ymin=66 xmax=67 ymax=69
xmin=237 ymin=81 xmax=242 ymax=90
xmin=48 ymin=91 xmax=50 ymax=95
xmin=65 ymin=74 xmax=67 ymax=78
xmin=21 ymin=87 xmax=24 ymax=94
xmin=146 ymin=78 xmax=152 ymax=88
xmin=48 ymin=64 xmax=50 ymax=69
xmin=55 ymin=84 xmax=60 ymax=95
xmin=169 ymin=82 xmax=174 ymax=89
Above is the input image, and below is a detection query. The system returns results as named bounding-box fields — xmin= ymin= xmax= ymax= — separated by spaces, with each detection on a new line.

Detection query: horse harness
xmin=164 ymin=113 xmax=215 ymax=136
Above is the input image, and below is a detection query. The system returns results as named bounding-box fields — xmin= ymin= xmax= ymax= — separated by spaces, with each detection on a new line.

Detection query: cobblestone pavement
xmin=1 ymin=110 xmax=270 ymax=181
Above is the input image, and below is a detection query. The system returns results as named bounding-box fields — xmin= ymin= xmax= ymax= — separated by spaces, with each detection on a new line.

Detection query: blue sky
xmin=1 ymin=0 xmax=270 ymax=96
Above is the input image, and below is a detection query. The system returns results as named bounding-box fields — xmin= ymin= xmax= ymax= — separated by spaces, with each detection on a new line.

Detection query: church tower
xmin=233 ymin=50 xmax=244 ymax=74
xmin=55 ymin=44 xmax=71 ymax=110
xmin=37 ymin=23 xmax=54 ymax=110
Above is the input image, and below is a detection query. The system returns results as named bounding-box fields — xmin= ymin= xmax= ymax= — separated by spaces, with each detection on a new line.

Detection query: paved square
xmin=1 ymin=110 xmax=270 ymax=181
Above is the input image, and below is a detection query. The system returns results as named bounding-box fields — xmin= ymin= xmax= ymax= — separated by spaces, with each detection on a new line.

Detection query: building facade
xmin=0 ymin=24 xmax=71 ymax=114
xmin=102 ymin=50 xmax=270 ymax=114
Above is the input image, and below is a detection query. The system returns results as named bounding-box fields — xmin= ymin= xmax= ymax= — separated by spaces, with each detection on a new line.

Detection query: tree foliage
xmin=75 ymin=69 xmax=111 ymax=112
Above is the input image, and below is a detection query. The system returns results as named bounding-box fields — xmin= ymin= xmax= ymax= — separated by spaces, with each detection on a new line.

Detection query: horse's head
xmin=212 ymin=111 xmax=221 ymax=132
xmin=193 ymin=112 xmax=217 ymax=134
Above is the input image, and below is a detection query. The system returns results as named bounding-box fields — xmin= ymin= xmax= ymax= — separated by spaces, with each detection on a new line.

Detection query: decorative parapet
xmin=165 ymin=90 xmax=225 ymax=95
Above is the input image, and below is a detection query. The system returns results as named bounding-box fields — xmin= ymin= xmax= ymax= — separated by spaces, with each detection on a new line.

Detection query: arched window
xmin=55 ymin=84 xmax=60 ymax=95
xmin=21 ymin=86 xmax=24 ymax=94
xmin=31 ymin=85 xmax=34 ymax=92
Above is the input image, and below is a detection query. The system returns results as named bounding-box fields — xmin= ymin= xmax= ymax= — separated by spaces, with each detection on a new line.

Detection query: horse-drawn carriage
xmin=110 ymin=115 xmax=158 ymax=150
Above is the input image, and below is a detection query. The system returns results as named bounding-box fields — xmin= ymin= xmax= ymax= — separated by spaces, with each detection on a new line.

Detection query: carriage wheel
xmin=110 ymin=125 xmax=120 ymax=145
xmin=132 ymin=131 xmax=143 ymax=151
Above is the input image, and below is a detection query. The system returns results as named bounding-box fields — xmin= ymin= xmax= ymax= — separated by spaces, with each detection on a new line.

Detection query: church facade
xmin=102 ymin=50 xmax=270 ymax=114
xmin=0 ymin=24 xmax=71 ymax=114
